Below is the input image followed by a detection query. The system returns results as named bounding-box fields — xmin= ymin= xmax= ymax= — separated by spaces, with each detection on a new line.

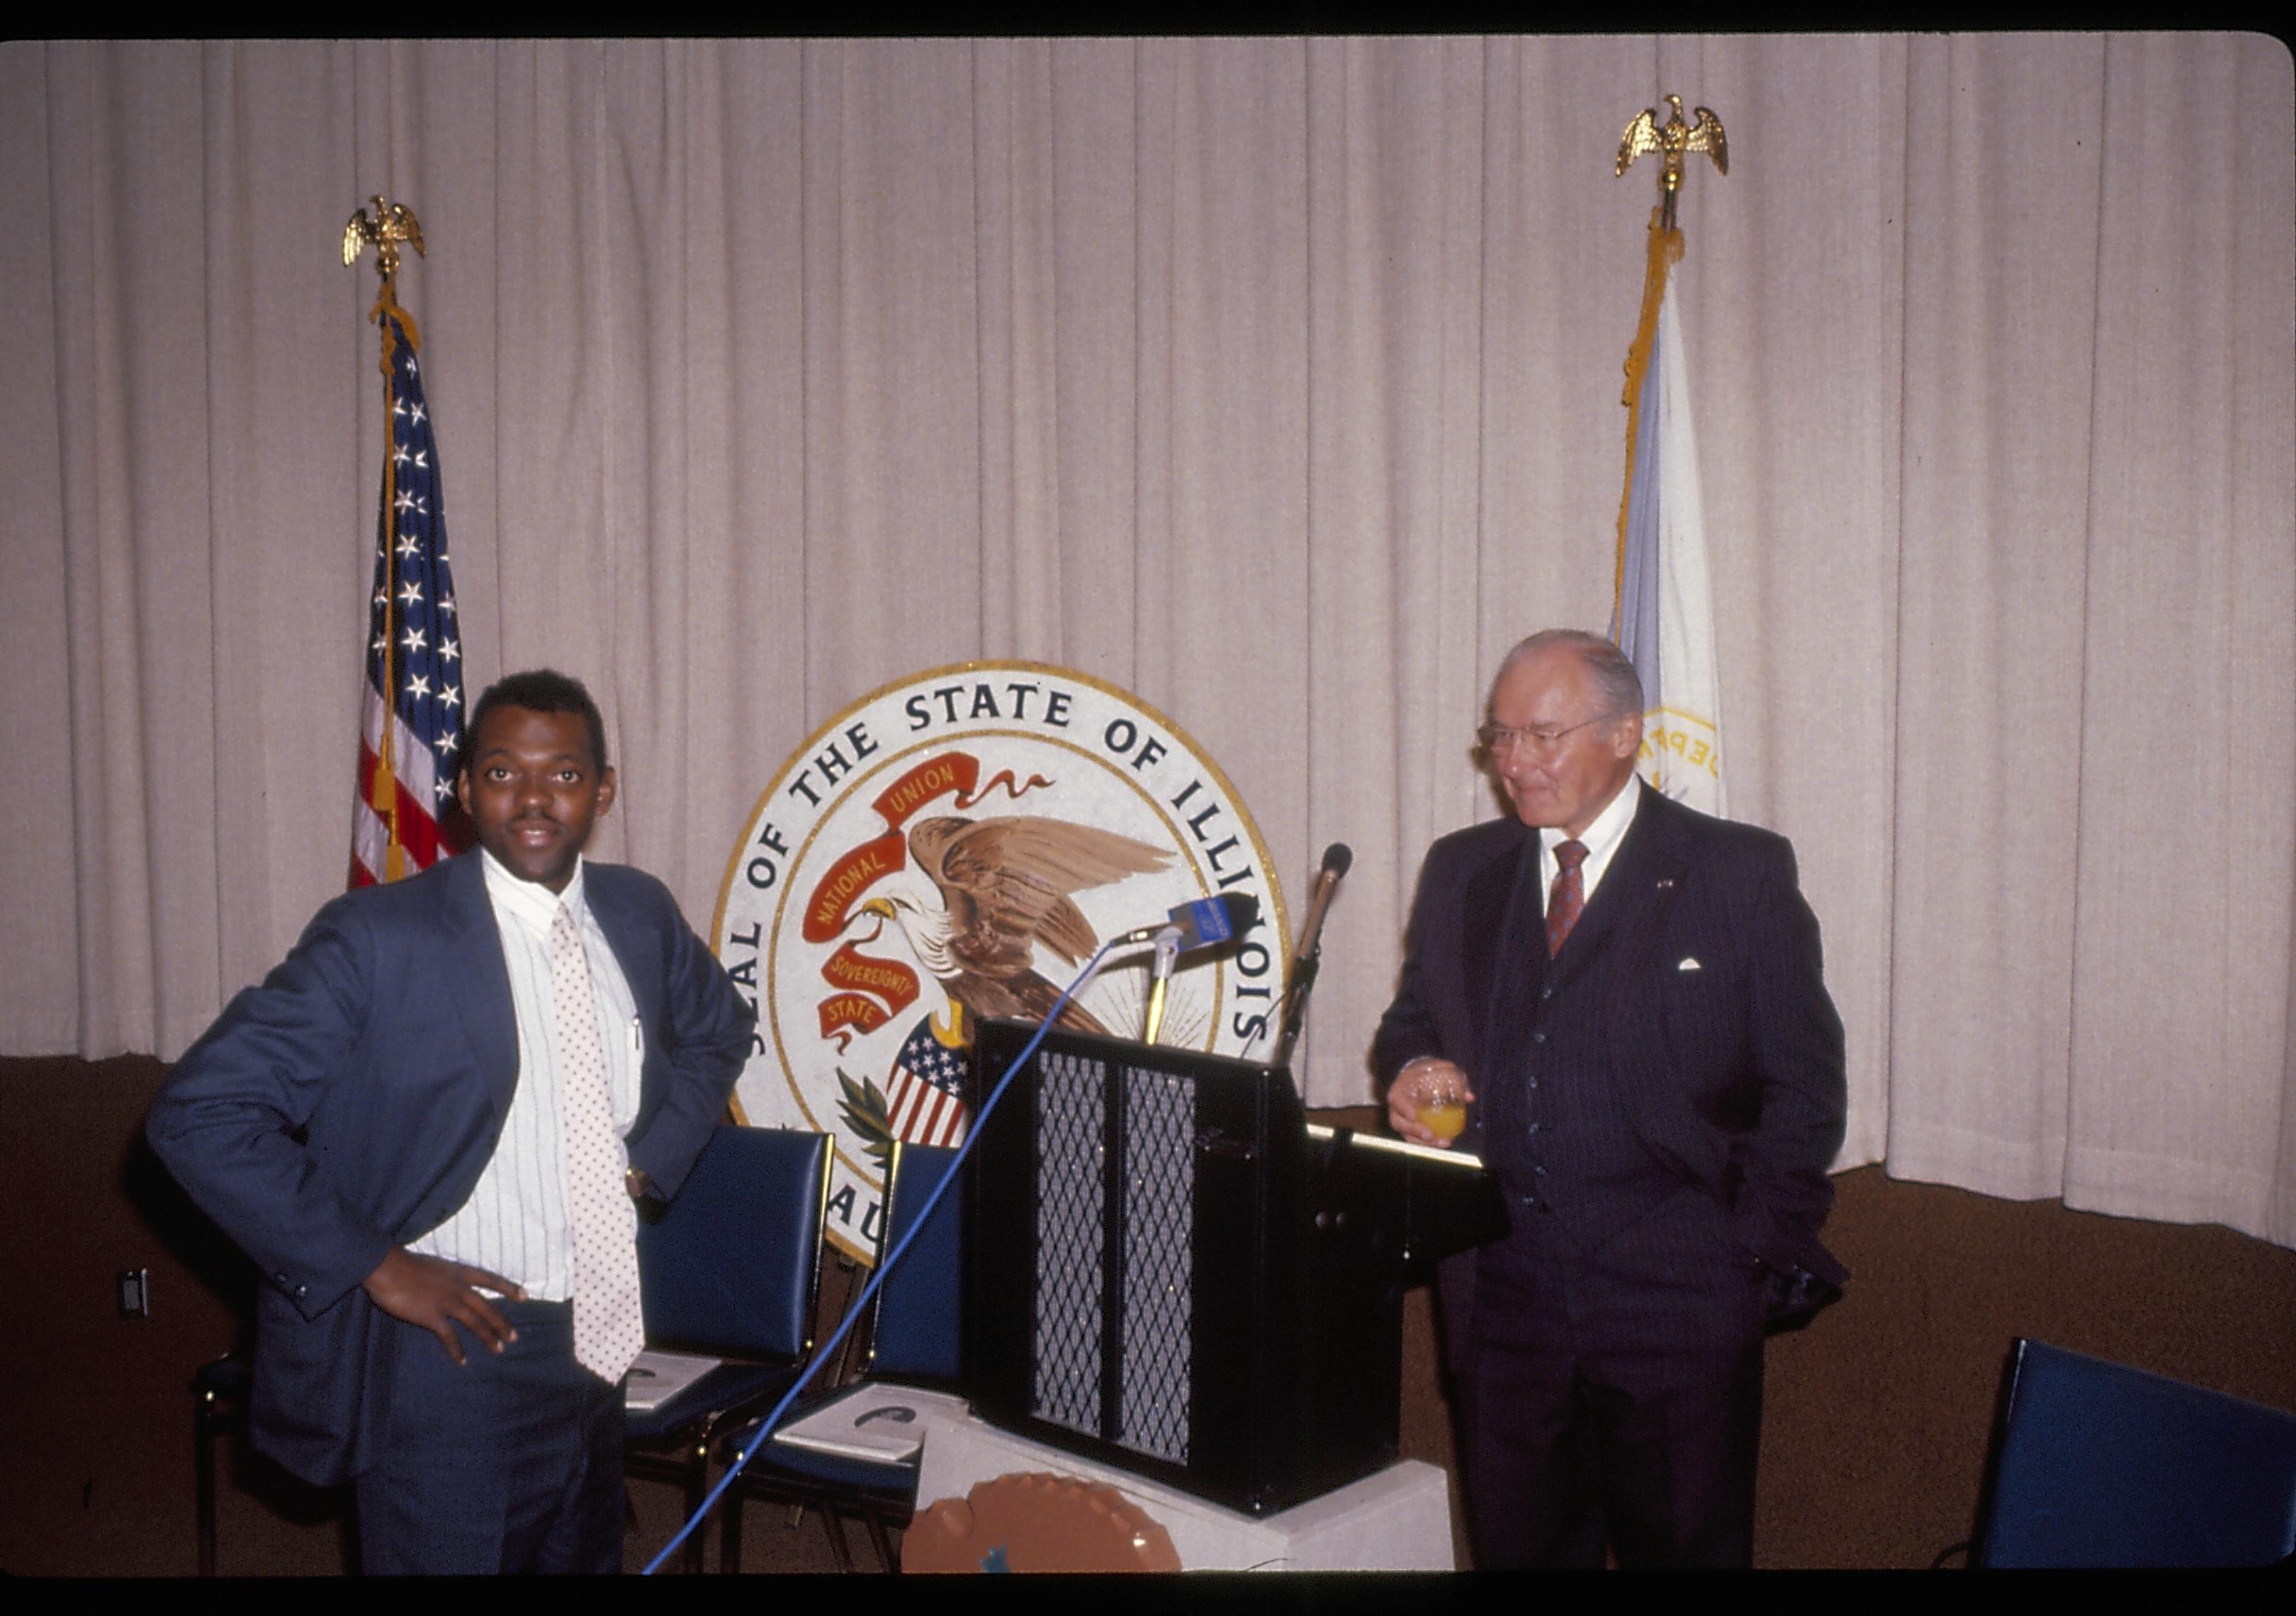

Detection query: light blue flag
xmin=1613 ymin=251 xmax=1726 ymax=817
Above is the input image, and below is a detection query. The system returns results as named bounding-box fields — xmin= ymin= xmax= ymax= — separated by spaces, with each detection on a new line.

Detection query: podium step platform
xmin=912 ymin=1409 xmax=1455 ymax=1571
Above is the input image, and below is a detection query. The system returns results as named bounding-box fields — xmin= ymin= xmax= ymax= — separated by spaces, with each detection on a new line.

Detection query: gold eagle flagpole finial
xmin=1616 ymin=94 xmax=1727 ymax=233
xmin=342 ymin=194 xmax=426 ymax=286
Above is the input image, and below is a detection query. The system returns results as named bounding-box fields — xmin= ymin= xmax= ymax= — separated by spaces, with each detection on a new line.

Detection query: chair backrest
xmin=636 ymin=1125 xmax=829 ymax=1362
xmin=1977 ymin=1337 xmax=2296 ymax=1568
xmin=867 ymin=1140 xmax=963 ymax=1384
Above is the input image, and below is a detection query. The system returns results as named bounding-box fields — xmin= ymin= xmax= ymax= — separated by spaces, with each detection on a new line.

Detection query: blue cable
xmin=639 ymin=940 xmax=1113 ymax=1575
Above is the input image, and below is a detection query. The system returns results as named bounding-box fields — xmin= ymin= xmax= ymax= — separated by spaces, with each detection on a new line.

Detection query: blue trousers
xmin=354 ymin=1300 xmax=625 ymax=1574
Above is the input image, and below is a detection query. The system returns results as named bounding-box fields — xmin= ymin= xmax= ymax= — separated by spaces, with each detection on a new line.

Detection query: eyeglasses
xmin=1477 ymin=714 xmax=1614 ymax=755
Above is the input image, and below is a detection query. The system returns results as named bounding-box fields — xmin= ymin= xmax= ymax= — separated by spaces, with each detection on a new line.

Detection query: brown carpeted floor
xmin=5 ymin=1057 xmax=2292 ymax=1573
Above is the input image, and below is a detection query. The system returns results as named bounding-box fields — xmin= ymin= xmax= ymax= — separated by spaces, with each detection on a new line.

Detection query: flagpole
xmin=1611 ymin=97 xmax=1732 ymax=818
xmin=344 ymin=196 xmax=427 ymax=882
xmin=1611 ymin=96 xmax=1726 ymax=624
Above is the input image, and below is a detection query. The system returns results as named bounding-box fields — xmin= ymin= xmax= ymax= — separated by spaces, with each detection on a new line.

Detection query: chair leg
xmin=821 ymin=1496 xmax=856 ymax=1574
xmin=719 ymin=1479 xmax=745 ymax=1573
xmin=861 ymin=1501 xmax=896 ymax=1573
xmin=681 ymin=1438 xmax=711 ymax=1575
xmin=193 ymin=1391 xmax=220 ymax=1577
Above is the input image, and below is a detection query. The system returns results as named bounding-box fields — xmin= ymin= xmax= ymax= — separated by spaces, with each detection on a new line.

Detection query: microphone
xmin=1110 ymin=893 xmax=1259 ymax=1047
xmin=1268 ymin=843 xmax=1351 ymax=1072
xmin=1106 ymin=892 xmax=1261 ymax=953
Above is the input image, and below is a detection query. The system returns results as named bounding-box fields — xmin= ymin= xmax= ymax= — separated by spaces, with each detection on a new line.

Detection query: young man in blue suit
xmin=149 ymin=670 xmax=754 ymax=1573
xmin=1376 ymin=630 xmax=1846 ymax=1569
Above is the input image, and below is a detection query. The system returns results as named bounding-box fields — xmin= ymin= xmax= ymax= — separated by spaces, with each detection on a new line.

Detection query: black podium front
xmin=962 ymin=1019 xmax=1504 ymax=1516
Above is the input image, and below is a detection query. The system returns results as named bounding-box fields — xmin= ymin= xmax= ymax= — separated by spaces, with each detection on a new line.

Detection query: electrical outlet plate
xmin=118 ymin=1268 xmax=150 ymax=1318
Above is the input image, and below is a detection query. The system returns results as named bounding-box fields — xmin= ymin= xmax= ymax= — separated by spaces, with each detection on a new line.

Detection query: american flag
xmin=350 ymin=300 xmax=473 ymax=887
xmin=884 ymin=1016 xmax=969 ymax=1148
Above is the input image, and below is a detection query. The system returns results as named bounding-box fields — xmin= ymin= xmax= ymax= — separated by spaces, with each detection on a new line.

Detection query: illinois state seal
xmin=712 ymin=662 xmax=1288 ymax=1262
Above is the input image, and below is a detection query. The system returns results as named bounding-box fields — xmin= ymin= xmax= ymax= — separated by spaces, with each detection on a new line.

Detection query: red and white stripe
xmin=349 ymin=682 xmax=450 ymax=887
xmin=886 ymin=1068 xmax=968 ymax=1147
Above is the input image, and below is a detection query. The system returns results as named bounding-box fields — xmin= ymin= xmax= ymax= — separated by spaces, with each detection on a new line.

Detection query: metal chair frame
xmin=717 ymin=1138 xmax=964 ymax=1573
xmin=624 ymin=1125 xmax=835 ymax=1574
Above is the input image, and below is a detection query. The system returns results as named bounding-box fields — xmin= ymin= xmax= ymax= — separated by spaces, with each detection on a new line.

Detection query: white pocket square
xmin=1677 ymin=957 xmax=1702 ymax=972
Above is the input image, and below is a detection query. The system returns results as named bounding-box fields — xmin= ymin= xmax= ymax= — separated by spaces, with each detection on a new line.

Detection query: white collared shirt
xmin=1538 ymin=773 xmax=1641 ymax=914
xmin=408 ymin=851 xmax=641 ymax=1299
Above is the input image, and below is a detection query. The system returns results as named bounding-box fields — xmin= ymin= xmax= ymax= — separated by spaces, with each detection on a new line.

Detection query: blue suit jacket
xmin=147 ymin=851 xmax=755 ymax=1486
xmin=1372 ymin=782 xmax=1847 ymax=1295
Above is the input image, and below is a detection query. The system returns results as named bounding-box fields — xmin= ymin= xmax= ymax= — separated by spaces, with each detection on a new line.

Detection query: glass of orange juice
xmin=1417 ymin=1071 xmax=1468 ymax=1145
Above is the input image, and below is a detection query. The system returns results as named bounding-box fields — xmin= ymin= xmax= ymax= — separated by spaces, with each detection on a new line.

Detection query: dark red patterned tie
xmin=1546 ymin=839 xmax=1589 ymax=957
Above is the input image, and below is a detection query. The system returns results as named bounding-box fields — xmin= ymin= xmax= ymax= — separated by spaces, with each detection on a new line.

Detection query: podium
xmin=962 ymin=1019 xmax=1504 ymax=1517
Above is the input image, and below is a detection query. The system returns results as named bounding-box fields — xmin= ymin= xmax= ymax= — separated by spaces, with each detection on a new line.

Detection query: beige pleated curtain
xmin=3 ymin=35 xmax=2290 ymax=1247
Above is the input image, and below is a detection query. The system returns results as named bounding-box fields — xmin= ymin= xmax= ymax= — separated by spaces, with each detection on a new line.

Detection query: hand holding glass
xmin=1416 ymin=1072 xmax=1468 ymax=1146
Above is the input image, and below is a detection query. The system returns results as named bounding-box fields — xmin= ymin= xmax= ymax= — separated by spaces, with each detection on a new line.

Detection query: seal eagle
xmin=861 ymin=813 xmax=1171 ymax=1036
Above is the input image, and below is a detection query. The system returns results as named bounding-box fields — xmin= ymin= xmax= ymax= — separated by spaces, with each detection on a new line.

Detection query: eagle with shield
xmin=836 ymin=810 xmax=1172 ymax=1157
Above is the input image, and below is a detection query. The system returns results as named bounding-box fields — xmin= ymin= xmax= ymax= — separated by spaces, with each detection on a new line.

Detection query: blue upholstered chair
xmin=1976 ymin=1337 xmax=2296 ymax=1567
xmin=718 ymin=1139 xmax=964 ymax=1573
xmin=626 ymin=1124 xmax=831 ymax=1573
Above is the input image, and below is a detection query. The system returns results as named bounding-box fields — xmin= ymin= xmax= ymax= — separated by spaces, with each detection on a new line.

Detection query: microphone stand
xmin=1270 ymin=846 xmax=1350 ymax=1074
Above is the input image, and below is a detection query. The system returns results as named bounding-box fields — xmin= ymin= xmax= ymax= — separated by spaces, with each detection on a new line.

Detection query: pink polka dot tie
xmin=1546 ymin=839 xmax=1589 ymax=957
xmin=551 ymin=904 xmax=644 ymax=1384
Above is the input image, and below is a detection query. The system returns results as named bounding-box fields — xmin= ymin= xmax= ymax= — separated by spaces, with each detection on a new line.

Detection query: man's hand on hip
xmin=361 ymin=1247 xmax=526 ymax=1364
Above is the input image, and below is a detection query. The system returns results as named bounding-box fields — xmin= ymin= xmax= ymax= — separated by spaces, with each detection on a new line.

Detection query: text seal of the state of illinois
xmin=711 ymin=661 xmax=1290 ymax=1263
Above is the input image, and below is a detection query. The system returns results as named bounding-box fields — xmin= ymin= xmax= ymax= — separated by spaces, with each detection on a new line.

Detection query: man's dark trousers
xmin=354 ymin=1299 xmax=625 ymax=1574
xmin=1458 ymin=1196 xmax=1767 ymax=1568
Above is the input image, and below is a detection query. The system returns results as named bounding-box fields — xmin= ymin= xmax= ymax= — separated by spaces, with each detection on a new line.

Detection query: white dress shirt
xmin=409 ymin=851 xmax=641 ymax=1299
xmin=1539 ymin=774 xmax=1642 ymax=915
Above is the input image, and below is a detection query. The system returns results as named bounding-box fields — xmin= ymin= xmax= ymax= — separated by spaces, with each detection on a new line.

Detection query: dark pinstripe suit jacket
xmin=147 ymin=851 xmax=755 ymax=1486
xmin=1373 ymin=780 xmax=1847 ymax=1299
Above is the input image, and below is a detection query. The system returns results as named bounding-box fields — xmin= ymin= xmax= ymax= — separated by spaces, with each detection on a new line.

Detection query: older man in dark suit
xmin=148 ymin=670 xmax=753 ymax=1573
xmin=1375 ymin=629 xmax=1846 ymax=1569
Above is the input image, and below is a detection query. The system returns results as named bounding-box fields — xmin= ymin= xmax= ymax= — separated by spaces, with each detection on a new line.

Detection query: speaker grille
xmin=1031 ymin=1050 xmax=1105 ymax=1436
xmin=1026 ymin=1048 xmax=1197 ymax=1465
xmin=1118 ymin=1065 xmax=1194 ymax=1463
